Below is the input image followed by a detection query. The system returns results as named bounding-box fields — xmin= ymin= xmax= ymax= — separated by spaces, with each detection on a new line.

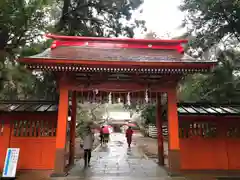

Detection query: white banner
xmin=2 ymin=148 xmax=20 ymax=178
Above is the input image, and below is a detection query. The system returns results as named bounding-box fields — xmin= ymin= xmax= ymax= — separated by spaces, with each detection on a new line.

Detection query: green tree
xmin=0 ymin=40 xmax=57 ymax=100
xmin=180 ymin=0 xmax=240 ymax=52
xmin=0 ymin=0 xmax=50 ymax=53
xmin=179 ymin=49 xmax=240 ymax=103
xmin=178 ymin=0 xmax=240 ymax=103
xmin=55 ymin=0 xmax=146 ymax=37
xmin=140 ymin=104 xmax=156 ymax=125
xmin=0 ymin=0 xmax=53 ymax=98
xmin=0 ymin=0 xmax=147 ymax=100
xmin=19 ymin=40 xmax=57 ymax=100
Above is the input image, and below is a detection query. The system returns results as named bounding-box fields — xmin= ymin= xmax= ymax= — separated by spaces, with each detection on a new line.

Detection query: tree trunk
xmin=0 ymin=27 xmax=9 ymax=51
xmin=56 ymin=0 xmax=71 ymax=32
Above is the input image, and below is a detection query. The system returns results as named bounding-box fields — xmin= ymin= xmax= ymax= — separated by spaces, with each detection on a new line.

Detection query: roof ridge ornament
xmin=46 ymin=33 xmax=188 ymax=53
xmin=45 ymin=33 xmax=188 ymax=43
xmin=51 ymin=40 xmax=57 ymax=49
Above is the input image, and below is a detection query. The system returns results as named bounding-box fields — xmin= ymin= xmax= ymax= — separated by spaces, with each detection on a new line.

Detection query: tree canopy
xmin=180 ymin=0 xmax=240 ymax=52
xmin=178 ymin=0 xmax=240 ymax=103
xmin=55 ymin=0 xmax=146 ymax=37
xmin=178 ymin=49 xmax=240 ymax=103
xmin=0 ymin=0 xmax=146 ymax=100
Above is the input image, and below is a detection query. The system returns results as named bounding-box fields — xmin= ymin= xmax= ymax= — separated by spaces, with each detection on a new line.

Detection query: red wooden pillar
xmin=69 ymin=91 xmax=77 ymax=165
xmin=52 ymin=84 xmax=69 ymax=176
xmin=156 ymin=94 xmax=164 ymax=166
xmin=167 ymin=88 xmax=180 ymax=175
xmin=0 ymin=121 xmax=11 ymax=169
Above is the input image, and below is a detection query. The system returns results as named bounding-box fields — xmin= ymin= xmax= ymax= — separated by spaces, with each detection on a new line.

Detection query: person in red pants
xmin=125 ymin=126 xmax=133 ymax=148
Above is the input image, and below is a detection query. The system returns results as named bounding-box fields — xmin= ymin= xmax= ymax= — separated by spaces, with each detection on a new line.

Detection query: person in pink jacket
xmin=102 ymin=125 xmax=110 ymax=144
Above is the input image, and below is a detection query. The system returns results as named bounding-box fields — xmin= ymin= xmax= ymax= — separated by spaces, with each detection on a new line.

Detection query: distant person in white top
xmin=83 ymin=126 xmax=94 ymax=168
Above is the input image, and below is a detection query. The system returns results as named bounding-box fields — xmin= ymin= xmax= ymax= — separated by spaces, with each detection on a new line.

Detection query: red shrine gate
xmin=18 ymin=34 xmax=216 ymax=176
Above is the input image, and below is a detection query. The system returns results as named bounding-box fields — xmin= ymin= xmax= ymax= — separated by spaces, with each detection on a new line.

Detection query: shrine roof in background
xmin=19 ymin=34 xmax=217 ymax=74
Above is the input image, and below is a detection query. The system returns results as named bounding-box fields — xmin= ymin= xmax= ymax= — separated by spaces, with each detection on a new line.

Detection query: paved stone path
xmin=60 ymin=133 xmax=179 ymax=180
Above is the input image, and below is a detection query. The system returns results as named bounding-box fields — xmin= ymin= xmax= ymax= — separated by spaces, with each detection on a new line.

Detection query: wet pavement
xmin=63 ymin=133 xmax=174 ymax=180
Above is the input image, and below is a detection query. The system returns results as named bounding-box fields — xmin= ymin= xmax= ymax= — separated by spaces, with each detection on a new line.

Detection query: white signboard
xmin=2 ymin=148 xmax=20 ymax=178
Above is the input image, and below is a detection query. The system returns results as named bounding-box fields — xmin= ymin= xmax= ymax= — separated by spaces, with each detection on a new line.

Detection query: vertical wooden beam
xmin=167 ymin=88 xmax=180 ymax=175
xmin=4 ymin=121 xmax=11 ymax=147
xmin=69 ymin=91 xmax=77 ymax=165
xmin=52 ymin=84 xmax=69 ymax=177
xmin=0 ymin=121 xmax=12 ymax=170
xmin=156 ymin=93 xmax=164 ymax=166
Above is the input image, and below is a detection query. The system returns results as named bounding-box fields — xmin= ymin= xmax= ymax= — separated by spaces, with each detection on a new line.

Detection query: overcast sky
xmin=133 ymin=0 xmax=186 ymax=38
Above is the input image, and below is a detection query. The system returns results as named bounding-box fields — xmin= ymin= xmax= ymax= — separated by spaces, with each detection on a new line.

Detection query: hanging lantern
xmin=109 ymin=92 xmax=112 ymax=104
xmin=127 ymin=92 xmax=131 ymax=106
xmin=118 ymin=93 xmax=121 ymax=103
xmin=145 ymin=89 xmax=149 ymax=103
xmin=99 ymin=91 xmax=103 ymax=104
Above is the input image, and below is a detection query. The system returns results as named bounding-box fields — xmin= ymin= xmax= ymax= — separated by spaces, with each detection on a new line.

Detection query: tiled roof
xmin=0 ymin=101 xmax=58 ymax=112
xmin=178 ymin=103 xmax=240 ymax=115
xmin=1 ymin=101 xmax=239 ymax=116
xmin=19 ymin=35 xmax=217 ymax=74
xmin=23 ymin=46 xmax=215 ymax=74
xmin=19 ymin=34 xmax=217 ymax=74
xmin=29 ymin=46 xmax=189 ymax=62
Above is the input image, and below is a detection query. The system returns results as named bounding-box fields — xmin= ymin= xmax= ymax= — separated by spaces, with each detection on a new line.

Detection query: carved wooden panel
xmin=13 ymin=120 xmax=57 ymax=137
xmin=179 ymin=122 xmax=217 ymax=138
